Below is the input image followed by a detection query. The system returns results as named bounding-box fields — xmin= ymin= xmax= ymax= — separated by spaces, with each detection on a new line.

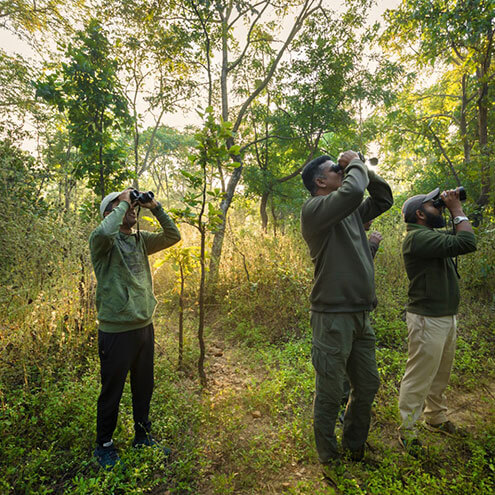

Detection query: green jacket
xmin=90 ymin=201 xmax=181 ymax=333
xmin=403 ymin=223 xmax=476 ymax=316
xmin=301 ymin=159 xmax=393 ymax=313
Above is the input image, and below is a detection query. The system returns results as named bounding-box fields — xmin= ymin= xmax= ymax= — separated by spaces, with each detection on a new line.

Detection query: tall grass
xmin=1 ymin=197 xmax=495 ymax=493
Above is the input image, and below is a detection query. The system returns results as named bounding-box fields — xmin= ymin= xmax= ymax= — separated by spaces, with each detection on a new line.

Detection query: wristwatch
xmin=453 ymin=216 xmax=469 ymax=225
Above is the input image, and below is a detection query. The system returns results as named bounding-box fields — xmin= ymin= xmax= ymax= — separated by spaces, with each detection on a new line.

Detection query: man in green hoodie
xmin=398 ymin=188 xmax=476 ymax=454
xmin=300 ymin=151 xmax=393 ymax=467
xmin=90 ymin=188 xmax=181 ymax=469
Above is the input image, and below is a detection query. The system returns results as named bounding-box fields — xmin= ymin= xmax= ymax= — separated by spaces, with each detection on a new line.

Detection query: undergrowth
xmin=1 ymin=207 xmax=495 ymax=493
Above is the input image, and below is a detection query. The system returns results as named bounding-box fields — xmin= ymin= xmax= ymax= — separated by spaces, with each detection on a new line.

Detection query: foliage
xmin=170 ymin=107 xmax=235 ymax=386
xmin=35 ymin=19 xmax=134 ymax=199
xmin=155 ymin=243 xmax=201 ymax=369
xmin=97 ymin=0 xmax=199 ymax=187
xmin=0 ymin=49 xmax=38 ymax=141
xmin=379 ymin=0 xmax=495 ymax=209
xmin=241 ymin=3 xmax=401 ymax=230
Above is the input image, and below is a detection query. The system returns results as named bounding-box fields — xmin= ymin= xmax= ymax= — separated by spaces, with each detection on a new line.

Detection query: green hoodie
xmin=90 ymin=201 xmax=181 ymax=333
xmin=403 ymin=223 xmax=476 ymax=316
xmin=301 ymin=159 xmax=393 ymax=313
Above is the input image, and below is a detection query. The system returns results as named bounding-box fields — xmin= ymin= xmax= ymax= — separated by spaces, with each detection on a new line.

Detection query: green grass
xmin=2 ymin=219 xmax=495 ymax=493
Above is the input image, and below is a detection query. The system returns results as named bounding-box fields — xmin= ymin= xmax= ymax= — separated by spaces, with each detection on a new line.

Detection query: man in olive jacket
xmin=398 ymin=188 xmax=476 ymax=454
xmin=90 ymin=188 xmax=181 ymax=469
xmin=300 ymin=151 xmax=393 ymax=466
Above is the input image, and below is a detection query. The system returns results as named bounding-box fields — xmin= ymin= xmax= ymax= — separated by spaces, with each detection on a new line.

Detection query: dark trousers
xmin=96 ymin=323 xmax=154 ymax=446
xmin=311 ymin=311 xmax=380 ymax=463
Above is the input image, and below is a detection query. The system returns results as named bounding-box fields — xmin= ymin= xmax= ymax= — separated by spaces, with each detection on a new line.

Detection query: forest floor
xmin=2 ymin=307 xmax=495 ymax=494
xmin=177 ymin=331 xmax=495 ymax=495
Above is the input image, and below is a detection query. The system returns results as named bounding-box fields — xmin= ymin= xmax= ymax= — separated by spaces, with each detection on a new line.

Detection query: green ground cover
xmin=1 ymin=215 xmax=495 ymax=494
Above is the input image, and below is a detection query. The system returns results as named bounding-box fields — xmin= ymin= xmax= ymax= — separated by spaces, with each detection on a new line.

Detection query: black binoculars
xmin=130 ymin=189 xmax=154 ymax=204
xmin=432 ymin=187 xmax=466 ymax=209
xmin=330 ymin=152 xmax=366 ymax=173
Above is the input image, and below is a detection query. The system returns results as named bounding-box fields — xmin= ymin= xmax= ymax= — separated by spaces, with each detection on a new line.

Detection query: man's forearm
xmin=144 ymin=204 xmax=181 ymax=254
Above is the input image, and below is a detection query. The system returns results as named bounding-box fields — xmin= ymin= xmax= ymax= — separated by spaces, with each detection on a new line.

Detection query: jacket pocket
xmin=116 ymin=284 xmax=156 ymax=322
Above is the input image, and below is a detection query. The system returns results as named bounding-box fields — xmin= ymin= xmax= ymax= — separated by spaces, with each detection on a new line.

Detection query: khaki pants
xmin=398 ymin=312 xmax=457 ymax=436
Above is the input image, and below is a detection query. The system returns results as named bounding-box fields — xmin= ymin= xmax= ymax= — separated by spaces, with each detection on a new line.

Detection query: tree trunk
xmin=206 ymin=0 xmax=321 ymax=289
xmin=476 ymin=70 xmax=491 ymax=207
xmin=271 ymin=199 xmax=278 ymax=237
xmin=178 ymin=263 xmax=185 ymax=371
xmin=260 ymin=190 xmax=269 ymax=232
xmin=208 ymin=159 xmax=243 ymax=287
xmin=460 ymin=74 xmax=471 ymax=164
xmin=64 ymin=174 xmax=71 ymax=211
xmin=99 ymin=147 xmax=105 ymax=199
xmin=197 ymin=226 xmax=207 ymax=388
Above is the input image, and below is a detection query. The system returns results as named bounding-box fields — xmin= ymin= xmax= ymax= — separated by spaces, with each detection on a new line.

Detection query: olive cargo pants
xmin=311 ymin=311 xmax=380 ymax=463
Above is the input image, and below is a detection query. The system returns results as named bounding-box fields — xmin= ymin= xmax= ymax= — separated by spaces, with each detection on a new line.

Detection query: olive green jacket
xmin=90 ymin=201 xmax=180 ymax=333
xmin=301 ymin=159 xmax=393 ymax=313
xmin=403 ymin=223 xmax=476 ymax=316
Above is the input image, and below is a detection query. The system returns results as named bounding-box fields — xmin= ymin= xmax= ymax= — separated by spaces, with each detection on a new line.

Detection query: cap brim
xmin=422 ymin=187 xmax=440 ymax=204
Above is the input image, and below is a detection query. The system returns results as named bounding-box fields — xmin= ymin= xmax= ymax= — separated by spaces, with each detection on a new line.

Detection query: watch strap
xmin=453 ymin=216 xmax=469 ymax=225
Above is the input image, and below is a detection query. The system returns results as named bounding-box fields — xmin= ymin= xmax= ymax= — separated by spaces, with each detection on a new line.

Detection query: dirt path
xmin=198 ymin=341 xmax=495 ymax=494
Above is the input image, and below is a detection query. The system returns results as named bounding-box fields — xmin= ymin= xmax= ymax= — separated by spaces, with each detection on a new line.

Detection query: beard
xmin=424 ymin=209 xmax=445 ymax=228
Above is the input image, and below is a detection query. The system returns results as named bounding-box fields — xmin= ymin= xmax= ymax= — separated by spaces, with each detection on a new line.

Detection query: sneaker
xmin=94 ymin=442 xmax=121 ymax=470
xmin=133 ymin=434 xmax=172 ymax=457
xmin=424 ymin=420 xmax=458 ymax=436
xmin=398 ymin=434 xmax=425 ymax=458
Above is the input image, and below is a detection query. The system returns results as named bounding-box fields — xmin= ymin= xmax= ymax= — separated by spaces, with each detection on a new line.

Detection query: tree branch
xmin=232 ymin=0 xmax=322 ymax=134
xmin=228 ymin=1 xmax=270 ymax=73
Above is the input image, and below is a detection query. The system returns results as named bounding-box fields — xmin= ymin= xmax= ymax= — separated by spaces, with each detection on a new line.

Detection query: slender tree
xmin=381 ymin=0 xmax=495 ymax=208
xmin=35 ymin=19 xmax=134 ymax=199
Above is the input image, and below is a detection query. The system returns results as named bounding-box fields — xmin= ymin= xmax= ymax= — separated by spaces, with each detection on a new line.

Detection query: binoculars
xmin=329 ymin=152 xmax=366 ymax=173
xmin=130 ymin=189 xmax=154 ymax=204
xmin=433 ymin=187 xmax=466 ymax=209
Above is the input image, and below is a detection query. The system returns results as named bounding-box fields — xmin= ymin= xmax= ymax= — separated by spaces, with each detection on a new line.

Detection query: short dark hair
xmin=301 ymin=155 xmax=332 ymax=195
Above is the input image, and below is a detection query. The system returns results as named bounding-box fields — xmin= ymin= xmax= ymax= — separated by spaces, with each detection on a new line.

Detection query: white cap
xmin=99 ymin=191 xmax=121 ymax=218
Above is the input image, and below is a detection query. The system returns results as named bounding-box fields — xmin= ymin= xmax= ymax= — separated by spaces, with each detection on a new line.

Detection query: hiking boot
xmin=133 ymin=434 xmax=172 ymax=457
xmin=94 ymin=441 xmax=121 ymax=470
xmin=398 ymin=434 xmax=425 ymax=458
xmin=424 ymin=420 xmax=459 ymax=437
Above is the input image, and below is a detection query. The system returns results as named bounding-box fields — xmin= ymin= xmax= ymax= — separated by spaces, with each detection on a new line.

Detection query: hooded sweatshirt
xmin=90 ymin=201 xmax=181 ymax=332
xmin=301 ymin=159 xmax=393 ymax=313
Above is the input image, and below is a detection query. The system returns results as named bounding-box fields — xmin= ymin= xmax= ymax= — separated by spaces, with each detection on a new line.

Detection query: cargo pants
xmin=311 ymin=311 xmax=380 ymax=463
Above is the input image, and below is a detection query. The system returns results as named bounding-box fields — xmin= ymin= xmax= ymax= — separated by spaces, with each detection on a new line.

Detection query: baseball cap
xmin=402 ymin=187 xmax=440 ymax=223
xmin=99 ymin=191 xmax=121 ymax=218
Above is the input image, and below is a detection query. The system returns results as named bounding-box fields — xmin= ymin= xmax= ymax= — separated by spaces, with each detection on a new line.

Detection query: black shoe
xmin=424 ymin=420 xmax=462 ymax=437
xmin=133 ymin=434 xmax=172 ymax=457
xmin=94 ymin=442 xmax=121 ymax=470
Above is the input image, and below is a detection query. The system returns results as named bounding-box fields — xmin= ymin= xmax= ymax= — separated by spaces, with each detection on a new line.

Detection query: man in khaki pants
xmin=398 ymin=187 xmax=476 ymax=455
